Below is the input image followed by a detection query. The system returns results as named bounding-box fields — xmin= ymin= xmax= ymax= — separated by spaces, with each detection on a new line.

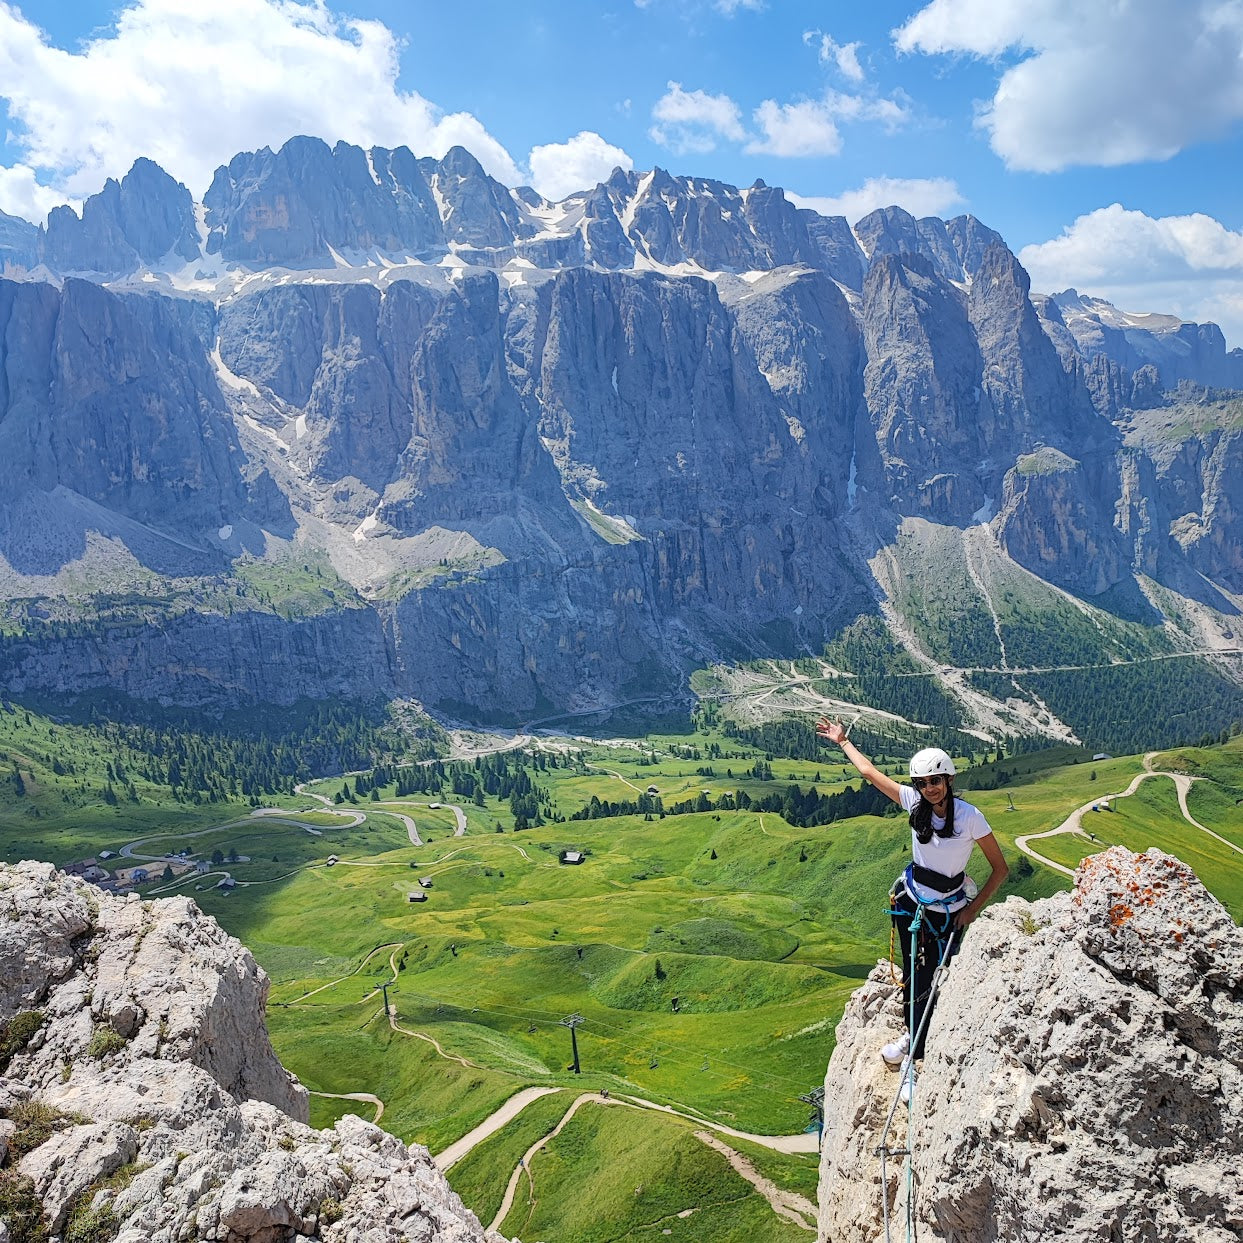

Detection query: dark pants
xmin=891 ymin=889 xmax=959 ymax=1060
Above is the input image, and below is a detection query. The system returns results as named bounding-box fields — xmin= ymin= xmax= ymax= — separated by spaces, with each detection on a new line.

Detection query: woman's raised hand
xmin=815 ymin=716 xmax=845 ymax=745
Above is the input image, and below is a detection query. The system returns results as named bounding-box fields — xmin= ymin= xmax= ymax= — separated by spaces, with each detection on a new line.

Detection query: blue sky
xmin=2 ymin=0 xmax=1242 ymax=345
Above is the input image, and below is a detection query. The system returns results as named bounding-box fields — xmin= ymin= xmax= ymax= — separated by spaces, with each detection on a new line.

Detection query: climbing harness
xmin=886 ymin=866 xmax=971 ymax=984
xmin=876 ymin=873 xmax=968 ymax=1243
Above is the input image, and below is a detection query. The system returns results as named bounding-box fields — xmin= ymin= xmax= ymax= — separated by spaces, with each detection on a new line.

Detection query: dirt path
xmin=694 ymin=1130 xmax=816 ymax=1230
xmin=487 ymin=1092 xmax=818 ymax=1235
xmin=1013 ymin=753 xmax=1231 ymax=877
xmin=1144 ymin=753 xmax=1242 ymax=856
xmin=389 ymin=1010 xmax=485 ymax=1069
xmin=618 ymin=1094 xmax=818 ymax=1153
xmin=285 ymin=941 xmax=401 ymax=1004
xmin=601 ymin=767 xmax=644 ymax=794
xmin=489 ymin=1093 xmax=604 ymax=1232
xmin=433 ymin=1086 xmax=562 ymax=1171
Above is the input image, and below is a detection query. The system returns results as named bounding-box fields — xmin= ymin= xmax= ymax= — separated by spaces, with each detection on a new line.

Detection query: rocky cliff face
xmin=816 ymin=847 xmax=1243 ymax=1242
xmin=1037 ymin=290 xmax=1243 ymax=391
xmin=0 ymin=860 xmax=501 ymax=1243
xmin=42 ymin=159 xmax=201 ymax=278
xmin=0 ymin=276 xmax=277 ymax=538
xmin=0 ymin=210 xmax=38 ymax=272
xmin=0 ymin=139 xmax=1241 ymax=723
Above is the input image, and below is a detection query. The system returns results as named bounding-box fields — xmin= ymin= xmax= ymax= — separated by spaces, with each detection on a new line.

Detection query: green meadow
xmin=2 ymin=700 xmax=1240 ymax=1241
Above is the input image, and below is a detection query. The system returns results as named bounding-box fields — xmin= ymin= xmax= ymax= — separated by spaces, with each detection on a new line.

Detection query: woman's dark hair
xmin=910 ymin=781 xmax=956 ymax=844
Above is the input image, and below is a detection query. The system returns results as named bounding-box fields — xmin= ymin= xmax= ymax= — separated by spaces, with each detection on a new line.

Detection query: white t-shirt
xmin=898 ymin=785 xmax=993 ymax=906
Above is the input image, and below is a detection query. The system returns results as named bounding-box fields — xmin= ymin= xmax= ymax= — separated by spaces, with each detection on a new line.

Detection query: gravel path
xmin=1013 ymin=752 xmax=1229 ymax=877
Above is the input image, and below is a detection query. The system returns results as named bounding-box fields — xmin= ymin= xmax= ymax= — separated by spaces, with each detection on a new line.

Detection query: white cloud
xmin=820 ymin=89 xmax=909 ymax=131
xmin=788 ymin=176 xmax=965 ymax=222
xmin=653 ymin=77 xmax=910 ymax=160
xmin=804 ymin=31 xmax=865 ymax=82
xmin=746 ymin=100 xmax=842 ymax=158
xmin=1019 ymin=204 xmax=1243 ymax=347
xmin=894 ymin=0 xmax=1243 ymax=172
xmin=649 ymin=81 xmax=746 ymax=154
xmin=528 ymin=132 xmax=633 ymax=202
xmin=0 ymin=162 xmax=77 ymax=225
xmin=0 ymin=0 xmax=523 ymax=221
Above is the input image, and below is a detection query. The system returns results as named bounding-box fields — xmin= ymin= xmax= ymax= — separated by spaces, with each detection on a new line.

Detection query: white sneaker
xmin=899 ymin=1063 xmax=917 ymax=1104
xmin=881 ymin=1031 xmax=910 ymax=1068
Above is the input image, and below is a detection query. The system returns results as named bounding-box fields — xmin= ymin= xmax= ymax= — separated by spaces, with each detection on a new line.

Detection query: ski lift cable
xmin=388 ymin=983 xmax=818 ymax=1088
xmin=383 ymin=984 xmax=819 ymax=1099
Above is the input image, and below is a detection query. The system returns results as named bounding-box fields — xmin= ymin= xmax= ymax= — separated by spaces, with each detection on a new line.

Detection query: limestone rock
xmin=0 ymin=861 xmax=504 ymax=1243
xmin=817 ymin=847 xmax=1243 ymax=1242
xmin=4 ymin=146 xmax=1243 ymax=727
xmin=41 ymin=157 xmax=200 ymax=276
xmin=0 ymin=207 xmax=38 ymax=270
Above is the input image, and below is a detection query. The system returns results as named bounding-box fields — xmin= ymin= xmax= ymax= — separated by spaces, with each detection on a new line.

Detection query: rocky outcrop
xmin=860 ymin=251 xmax=991 ymax=522
xmin=42 ymin=158 xmax=200 ymax=276
xmin=1037 ymin=289 xmax=1243 ymax=391
xmin=1128 ymin=421 xmax=1243 ymax=596
xmin=816 ymin=847 xmax=1243 ymax=1242
xmin=0 ymin=209 xmax=38 ymax=271
xmin=0 ymin=604 xmax=396 ymax=708
xmin=854 ymin=207 xmax=966 ymax=285
xmin=0 ymin=860 xmax=501 ymax=1243
xmin=995 ymin=448 xmax=1130 ymax=595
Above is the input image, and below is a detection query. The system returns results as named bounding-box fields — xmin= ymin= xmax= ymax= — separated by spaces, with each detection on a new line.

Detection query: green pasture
xmin=5 ymin=698 xmax=1242 ymax=1243
xmin=450 ymin=1089 xmax=571 ymax=1223
xmin=307 ymin=1093 xmax=369 ymax=1131
xmin=1028 ymin=776 xmax=1243 ymax=917
xmin=496 ymin=1101 xmax=810 ymax=1243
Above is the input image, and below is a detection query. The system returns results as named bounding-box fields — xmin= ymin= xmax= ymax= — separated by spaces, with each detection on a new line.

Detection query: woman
xmin=815 ymin=717 xmax=1008 ymax=1099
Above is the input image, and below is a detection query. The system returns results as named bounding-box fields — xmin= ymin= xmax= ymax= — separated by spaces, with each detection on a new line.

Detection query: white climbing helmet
xmin=909 ymin=747 xmax=956 ymax=780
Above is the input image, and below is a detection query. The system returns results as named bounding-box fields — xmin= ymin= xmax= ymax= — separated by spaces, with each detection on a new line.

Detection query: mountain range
xmin=1 ymin=136 xmax=1241 ymax=745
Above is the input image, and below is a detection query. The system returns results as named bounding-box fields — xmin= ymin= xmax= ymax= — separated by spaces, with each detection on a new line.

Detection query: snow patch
xmin=611 ymin=365 xmax=618 ymax=395
xmin=353 ymin=512 xmax=379 ymax=544
xmin=295 ymin=414 xmax=308 ymax=440
xmin=847 ymin=450 xmax=858 ymax=507
xmin=572 ymin=497 xmax=643 ymax=544
xmin=972 ymin=496 xmax=995 ymax=524
xmin=620 ymin=170 xmax=655 ymax=236
xmin=211 ymin=345 xmax=262 ymax=398
xmin=218 ymin=525 xmax=233 ymax=541
xmin=432 ymin=177 xmax=453 ymax=223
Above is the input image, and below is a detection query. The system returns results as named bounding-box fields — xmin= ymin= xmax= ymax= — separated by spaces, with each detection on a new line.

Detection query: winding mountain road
xmin=1013 ymin=752 xmax=1233 ymax=878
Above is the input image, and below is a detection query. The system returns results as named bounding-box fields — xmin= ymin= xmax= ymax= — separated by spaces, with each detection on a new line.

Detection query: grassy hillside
xmin=2 ymin=701 xmax=1240 ymax=1243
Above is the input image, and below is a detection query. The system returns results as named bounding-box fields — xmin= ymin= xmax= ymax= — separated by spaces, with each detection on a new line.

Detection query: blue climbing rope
xmin=877 ymin=881 xmax=964 ymax=1243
